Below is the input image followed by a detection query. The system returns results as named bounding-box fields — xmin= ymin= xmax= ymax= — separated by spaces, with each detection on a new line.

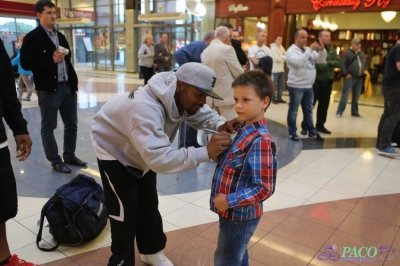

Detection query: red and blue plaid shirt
xmin=210 ymin=119 xmax=277 ymax=221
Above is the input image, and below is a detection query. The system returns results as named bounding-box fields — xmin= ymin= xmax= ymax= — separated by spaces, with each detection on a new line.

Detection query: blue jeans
xmin=287 ymin=86 xmax=317 ymax=135
xmin=336 ymin=76 xmax=363 ymax=116
xmin=214 ymin=216 xmax=260 ymax=266
xmin=273 ymin=72 xmax=284 ymax=101
xmin=37 ymin=83 xmax=78 ymax=164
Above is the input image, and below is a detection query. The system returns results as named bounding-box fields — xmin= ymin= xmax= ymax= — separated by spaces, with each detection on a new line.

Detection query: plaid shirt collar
xmin=235 ymin=118 xmax=267 ymax=139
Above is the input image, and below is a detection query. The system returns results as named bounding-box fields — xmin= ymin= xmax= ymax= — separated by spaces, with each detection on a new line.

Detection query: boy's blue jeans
xmin=214 ymin=216 xmax=260 ymax=266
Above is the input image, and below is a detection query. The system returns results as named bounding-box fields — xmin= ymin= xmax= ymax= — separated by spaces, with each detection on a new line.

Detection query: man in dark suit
xmin=21 ymin=0 xmax=87 ymax=173
xmin=218 ymin=23 xmax=247 ymax=66
xmin=154 ymin=33 xmax=172 ymax=72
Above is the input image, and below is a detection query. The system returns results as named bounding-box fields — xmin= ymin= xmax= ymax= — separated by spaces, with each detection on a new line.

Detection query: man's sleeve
xmin=20 ymin=33 xmax=54 ymax=72
xmin=341 ymin=52 xmax=349 ymax=76
xmin=231 ymin=39 xmax=247 ymax=65
xmin=328 ymin=51 xmax=341 ymax=68
xmin=226 ymin=46 xmax=244 ymax=78
xmin=154 ymin=43 xmax=162 ymax=62
xmin=0 ymin=42 xmax=28 ymax=136
xmin=175 ymin=46 xmax=189 ymax=66
xmin=248 ymin=46 xmax=255 ymax=59
xmin=286 ymin=48 xmax=309 ymax=68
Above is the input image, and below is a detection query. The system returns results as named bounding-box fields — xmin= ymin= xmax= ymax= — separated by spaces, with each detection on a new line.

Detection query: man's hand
xmin=53 ymin=50 xmax=65 ymax=63
xmin=317 ymin=39 xmax=324 ymax=50
xmin=165 ymin=56 xmax=170 ymax=62
xmin=14 ymin=134 xmax=32 ymax=161
xmin=213 ymin=193 xmax=229 ymax=212
xmin=345 ymin=74 xmax=352 ymax=79
xmin=310 ymin=42 xmax=319 ymax=50
xmin=207 ymin=132 xmax=231 ymax=161
xmin=219 ymin=118 xmax=241 ymax=133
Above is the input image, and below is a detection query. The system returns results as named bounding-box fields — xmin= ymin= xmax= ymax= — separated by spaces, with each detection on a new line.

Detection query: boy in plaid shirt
xmin=210 ymin=71 xmax=278 ymax=266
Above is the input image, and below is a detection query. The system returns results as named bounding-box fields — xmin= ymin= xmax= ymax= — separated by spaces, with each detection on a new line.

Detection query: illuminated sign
xmin=311 ymin=0 xmax=392 ymax=11
xmin=228 ymin=4 xmax=249 ymax=14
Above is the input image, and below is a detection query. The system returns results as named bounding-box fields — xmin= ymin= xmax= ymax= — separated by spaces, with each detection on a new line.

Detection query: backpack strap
xmin=36 ymin=200 xmax=66 ymax=251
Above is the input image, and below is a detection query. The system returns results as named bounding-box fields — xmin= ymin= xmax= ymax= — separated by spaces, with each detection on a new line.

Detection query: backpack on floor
xmin=36 ymin=174 xmax=108 ymax=251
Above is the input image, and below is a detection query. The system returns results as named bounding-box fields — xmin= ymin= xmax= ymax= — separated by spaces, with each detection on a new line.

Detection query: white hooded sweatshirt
xmin=286 ymin=44 xmax=327 ymax=88
xmin=91 ymin=72 xmax=226 ymax=176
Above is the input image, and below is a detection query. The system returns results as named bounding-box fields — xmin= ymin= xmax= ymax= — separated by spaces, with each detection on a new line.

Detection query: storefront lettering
xmin=228 ymin=4 xmax=249 ymax=14
xmin=311 ymin=0 xmax=391 ymax=11
xmin=64 ymin=8 xmax=94 ymax=19
xmin=364 ymin=0 xmax=391 ymax=8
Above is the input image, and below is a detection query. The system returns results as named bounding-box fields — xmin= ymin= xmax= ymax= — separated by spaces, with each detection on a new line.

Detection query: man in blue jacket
xmin=175 ymin=30 xmax=215 ymax=148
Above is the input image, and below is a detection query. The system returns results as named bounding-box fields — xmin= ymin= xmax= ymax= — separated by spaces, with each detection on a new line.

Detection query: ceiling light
xmin=329 ymin=18 xmax=338 ymax=31
xmin=321 ymin=16 xmax=330 ymax=30
xmin=381 ymin=11 xmax=397 ymax=23
xmin=313 ymin=14 xmax=322 ymax=27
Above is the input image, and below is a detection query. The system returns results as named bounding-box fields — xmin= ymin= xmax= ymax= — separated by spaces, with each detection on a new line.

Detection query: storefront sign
xmin=64 ymin=9 xmax=95 ymax=20
xmin=311 ymin=0 xmax=392 ymax=11
xmin=228 ymin=4 xmax=249 ymax=14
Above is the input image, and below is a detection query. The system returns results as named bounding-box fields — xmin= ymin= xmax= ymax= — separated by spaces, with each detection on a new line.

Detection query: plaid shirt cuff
xmin=226 ymin=193 xmax=239 ymax=209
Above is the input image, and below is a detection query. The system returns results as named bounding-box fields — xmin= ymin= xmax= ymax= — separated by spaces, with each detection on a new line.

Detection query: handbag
xmin=36 ymin=174 xmax=108 ymax=251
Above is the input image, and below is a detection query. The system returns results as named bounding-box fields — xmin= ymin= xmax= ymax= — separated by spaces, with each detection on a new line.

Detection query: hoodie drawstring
xmin=176 ymin=111 xmax=188 ymax=181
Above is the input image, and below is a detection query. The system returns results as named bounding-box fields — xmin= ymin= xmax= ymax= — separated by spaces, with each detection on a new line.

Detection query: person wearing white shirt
xmin=248 ymin=30 xmax=272 ymax=71
xmin=286 ymin=29 xmax=327 ymax=142
xmin=270 ymin=35 xmax=287 ymax=103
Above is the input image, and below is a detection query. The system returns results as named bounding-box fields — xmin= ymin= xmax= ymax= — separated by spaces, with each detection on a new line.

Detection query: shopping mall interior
xmin=1 ymin=0 xmax=400 ymax=265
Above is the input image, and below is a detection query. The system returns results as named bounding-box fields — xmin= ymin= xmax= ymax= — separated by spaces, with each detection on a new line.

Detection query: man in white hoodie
xmin=270 ymin=35 xmax=287 ymax=104
xmin=286 ymin=29 xmax=327 ymax=141
xmin=91 ymin=62 xmax=237 ymax=266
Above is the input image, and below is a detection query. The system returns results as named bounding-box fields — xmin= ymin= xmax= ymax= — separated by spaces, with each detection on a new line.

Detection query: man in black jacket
xmin=0 ymin=41 xmax=36 ymax=266
xmin=21 ymin=0 xmax=86 ymax=173
xmin=218 ymin=23 xmax=247 ymax=66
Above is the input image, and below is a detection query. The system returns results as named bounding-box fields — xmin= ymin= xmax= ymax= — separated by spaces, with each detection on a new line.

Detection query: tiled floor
xmin=5 ymin=69 xmax=400 ymax=266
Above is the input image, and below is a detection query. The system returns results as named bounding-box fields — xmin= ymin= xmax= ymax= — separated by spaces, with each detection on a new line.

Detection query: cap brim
xmin=193 ymin=86 xmax=224 ymax=100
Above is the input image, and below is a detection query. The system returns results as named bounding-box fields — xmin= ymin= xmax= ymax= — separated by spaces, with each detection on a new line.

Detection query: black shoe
xmin=289 ymin=134 xmax=299 ymax=141
xmin=300 ymin=130 xmax=307 ymax=135
xmin=22 ymin=97 xmax=31 ymax=101
xmin=272 ymin=100 xmax=279 ymax=104
xmin=278 ymin=99 xmax=287 ymax=103
xmin=317 ymin=127 xmax=332 ymax=134
xmin=309 ymin=133 xmax=324 ymax=141
xmin=352 ymin=114 xmax=363 ymax=118
xmin=64 ymin=156 xmax=87 ymax=166
xmin=52 ymin=162 xmax=72 ymax=173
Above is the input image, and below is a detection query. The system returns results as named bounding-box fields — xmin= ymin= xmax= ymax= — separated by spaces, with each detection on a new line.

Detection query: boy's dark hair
xmin=35 ymin=0 xmax=55 ymax=13
xmin=275 ymin=35 xmax=281 ymax=40
xmin=232 ymin=71 xmax=273 ymax=111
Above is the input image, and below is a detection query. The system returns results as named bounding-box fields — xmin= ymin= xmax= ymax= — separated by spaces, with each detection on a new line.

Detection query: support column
xmin=267 ymin=0 xmax=285 ymax=46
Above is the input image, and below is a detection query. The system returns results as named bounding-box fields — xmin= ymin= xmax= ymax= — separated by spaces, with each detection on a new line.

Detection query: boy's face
xmin=175 ymin=81 xmax=207 ymax=115
xmin=233 ymin=85 xmax=269 ymax=126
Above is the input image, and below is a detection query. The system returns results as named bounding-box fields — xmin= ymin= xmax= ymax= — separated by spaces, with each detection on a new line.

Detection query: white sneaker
xmin=141 ymin=251 xmax=174 ymax=266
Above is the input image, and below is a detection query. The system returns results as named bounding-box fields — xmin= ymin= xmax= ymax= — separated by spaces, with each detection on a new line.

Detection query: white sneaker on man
xmin=141 ymin=251 xmax=174 ymax=266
